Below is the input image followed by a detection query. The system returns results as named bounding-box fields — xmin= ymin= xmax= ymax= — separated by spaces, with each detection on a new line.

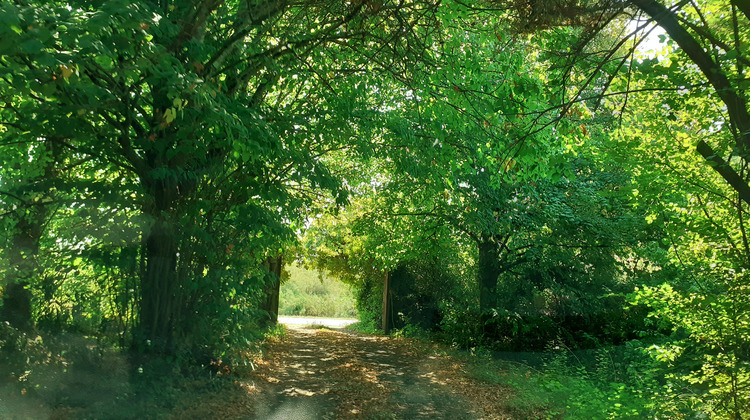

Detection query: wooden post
xmin=382 ymin=270 xmax=391 ymax=334
xmin=269 ymin=254 xmax=282 ymax=324
xmin=260 ymin=254 xmax=282 ymax=326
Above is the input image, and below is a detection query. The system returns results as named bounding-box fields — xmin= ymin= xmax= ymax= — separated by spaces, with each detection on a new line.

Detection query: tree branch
xmin=696 ymin=140 xmax=750 ymax=206
xmin=630 ymin=0 xmax=750 ymax=150
xmin=730 ymin=0 xmax=750 ymax=22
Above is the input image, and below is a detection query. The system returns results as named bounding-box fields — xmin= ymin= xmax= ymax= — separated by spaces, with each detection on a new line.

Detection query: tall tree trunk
xmin=382 ymin=270 xmax=392 ymax=334
xmin=137 ymin=216 xmax=179 ymax=353
xmin=478 ymin=234 xmax=500 ymax=313
xmin=3 ymin=214 xmax=45 ymax=331
xmin=2 ymin=218 xmax=39 ymax=330
xmin=135 ymin=169 xmax=182 ymax=354
xmin=259 ymin=254 xmax=282 ymax=326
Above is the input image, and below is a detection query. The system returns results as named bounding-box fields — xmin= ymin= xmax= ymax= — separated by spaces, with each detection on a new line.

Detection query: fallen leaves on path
xmin=237 ymin=326 xmax=519 ymax=419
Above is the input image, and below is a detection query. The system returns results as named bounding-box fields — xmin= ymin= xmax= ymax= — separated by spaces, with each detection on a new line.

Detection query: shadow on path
xmin=247 ymin=325 xmax=513 ymax=419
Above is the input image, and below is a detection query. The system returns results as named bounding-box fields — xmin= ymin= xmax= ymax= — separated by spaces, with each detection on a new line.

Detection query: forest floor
xmin=1 ymin=324 xmax=539 ymax=419
xmin=172 ymin=324 xmax=527 ymax=419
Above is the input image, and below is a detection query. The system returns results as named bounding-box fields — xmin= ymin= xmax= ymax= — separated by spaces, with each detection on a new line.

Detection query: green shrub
xmin=465 ymin=339 xmax=705 ymax=419
xmin=353 ymin=273 xmax=383 ymax=332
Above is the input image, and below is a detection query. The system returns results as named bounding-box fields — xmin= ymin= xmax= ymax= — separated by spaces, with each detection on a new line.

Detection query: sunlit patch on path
xmin=243 ymin=324 xmax=517 ymax=419
xmin=278 ymin=316 xmax=359 ymax=328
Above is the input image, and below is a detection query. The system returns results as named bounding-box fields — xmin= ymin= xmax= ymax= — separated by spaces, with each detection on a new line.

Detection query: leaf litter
xmin=223 ymin=325 xmax=521 ymax=419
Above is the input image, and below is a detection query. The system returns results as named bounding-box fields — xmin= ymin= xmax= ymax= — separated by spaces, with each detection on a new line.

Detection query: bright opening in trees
xmin=1 ymin=0 xmax=748 ymax=417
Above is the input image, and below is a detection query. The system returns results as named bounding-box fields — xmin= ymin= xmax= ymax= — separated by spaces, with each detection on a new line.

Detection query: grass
xmin=345 ymin=321 xmax=380 ymax=335
xmin=459 ymin=342 xmax=689 ymax=419
xmin=279 ymin=265 xmax=357 ymax=318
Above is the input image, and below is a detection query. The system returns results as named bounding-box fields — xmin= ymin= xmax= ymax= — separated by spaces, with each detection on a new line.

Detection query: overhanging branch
xmin=696 ymin=140 xmax=750 ymax=206
xmin=630 ymin=0 xmax=750 ymax=150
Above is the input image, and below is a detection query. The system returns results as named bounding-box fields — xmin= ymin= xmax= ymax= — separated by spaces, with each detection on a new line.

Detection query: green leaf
xmin=21 ymin=39 xmax=45 ymax=54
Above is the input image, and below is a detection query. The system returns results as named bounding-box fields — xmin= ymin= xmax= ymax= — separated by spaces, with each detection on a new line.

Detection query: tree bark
xmin=731 ymin=0 xmax=750 ymax=23
xmin=478 ymin=234 xmax=500 ymax=313
xmin=136 ymin=216 xmax=179 ymax=353
xmin=260 ymin=254 xmax=282 ymax=326
xmin=134 ymin=166 xmax=183 ymax=354
xmin=382 ymin=270 xmax=392 ymax=334
xmin=697 ymin=140 xmax=750 ymax=205
xmin=2 ymin=217 xmax=42 ymax=331
xmin=3 ymin=239 xmax=42 ymax=332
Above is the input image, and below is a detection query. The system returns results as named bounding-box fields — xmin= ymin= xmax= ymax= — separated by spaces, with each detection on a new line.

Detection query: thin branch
xmin=631 ymin=0 xmax=750 ymax=150
xmin=204 ymin=0 xmax=288 ymax=75
xmin=0 ymin=190 xmax=25 ymax=202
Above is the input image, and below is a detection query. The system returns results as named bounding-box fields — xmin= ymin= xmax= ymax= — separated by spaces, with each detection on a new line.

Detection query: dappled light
xmin=244 ymin=324 xmax=515 ymax=419
xmin=1 ymin=0 xmax=749 ymax=417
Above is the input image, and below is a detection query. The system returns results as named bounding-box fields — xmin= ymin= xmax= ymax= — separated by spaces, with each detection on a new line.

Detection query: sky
xmin=628 ymin=18 xmax=668 ymax=58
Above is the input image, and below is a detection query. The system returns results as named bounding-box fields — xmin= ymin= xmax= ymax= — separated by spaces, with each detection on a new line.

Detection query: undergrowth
xmin=0 ymin=321 xmax=286 ymax=419
xmin=345 ymin=321 xmax=380 ymax=335
xmin=463 ymin=340 xmax=705 ymax=419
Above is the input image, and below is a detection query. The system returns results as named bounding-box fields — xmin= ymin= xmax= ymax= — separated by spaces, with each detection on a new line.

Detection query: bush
xmin=354 ymin=273 xmax=384 ymax=332
xmin=466 ymin=340 xmax=696 ymax=419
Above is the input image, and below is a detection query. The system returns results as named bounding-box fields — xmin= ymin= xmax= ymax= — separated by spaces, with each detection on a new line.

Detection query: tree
xmin=302 ymin=6 xmax=647 ymax=350
xmin=0 ymin=0 xmax=441 ymax=354
xmin=500 ymin=0 xmax=750 ymax=204
xmin=609 ymin=71 xmax=750 ymax=417
xmin=497 ymin=0 xmax=750 ymax=413
xmin=0 ymin=138 xmax=60 ymax=330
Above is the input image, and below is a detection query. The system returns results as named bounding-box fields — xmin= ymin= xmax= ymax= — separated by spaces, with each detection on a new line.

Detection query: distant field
xmin=277 ymin=316 xmax=358 ymax=328
xmin=279 ymin=265 xmax=358 ymax=318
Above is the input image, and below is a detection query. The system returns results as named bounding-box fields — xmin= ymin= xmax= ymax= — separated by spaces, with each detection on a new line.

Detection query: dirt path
xmin=240 ymin=326 xmax=516 ymax=419
xmin=2 ymin=325 xmax=522 ymax=419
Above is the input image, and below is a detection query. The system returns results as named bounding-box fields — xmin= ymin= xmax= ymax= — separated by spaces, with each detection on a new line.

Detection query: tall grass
xmin=279 ymin=265 xmax=357 ymax=318
xmin=464 ymin=341 xmax=700 ymax=419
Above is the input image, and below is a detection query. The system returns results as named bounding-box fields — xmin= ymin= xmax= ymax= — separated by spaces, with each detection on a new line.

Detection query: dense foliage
xmin=1 ymin=0 xmax=749 ymax=417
